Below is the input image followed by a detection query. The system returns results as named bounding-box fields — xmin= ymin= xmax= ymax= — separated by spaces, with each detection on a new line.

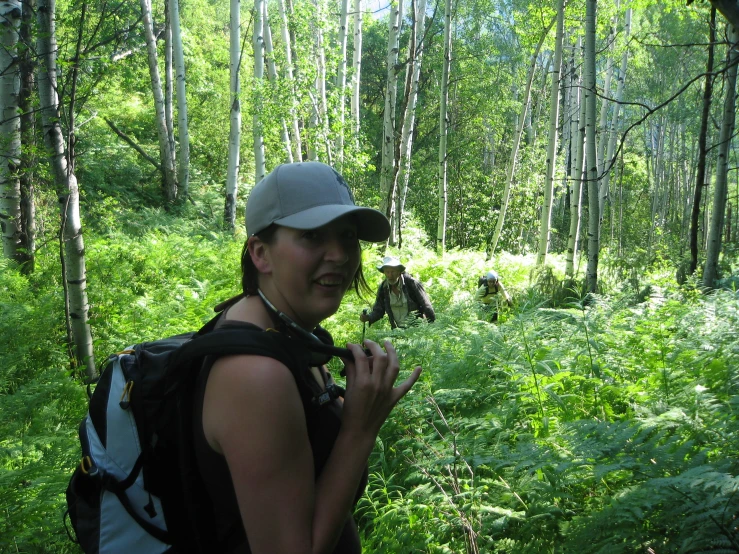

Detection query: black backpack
xmin=64 ymin=315 xmax=345 ymax=554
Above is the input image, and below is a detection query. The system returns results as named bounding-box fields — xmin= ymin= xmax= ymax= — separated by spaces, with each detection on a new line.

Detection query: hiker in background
xmin=196 ymin=162 xmax=422 ymax=553
xmin=476 ymin=269 xmax=512 ymax=323
xmin=360 ymin=256 xmax=436 ymax=329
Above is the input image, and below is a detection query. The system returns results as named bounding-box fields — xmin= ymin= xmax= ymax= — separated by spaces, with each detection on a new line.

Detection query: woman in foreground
xmin=193 ymin=161 xmax=422 ymax=553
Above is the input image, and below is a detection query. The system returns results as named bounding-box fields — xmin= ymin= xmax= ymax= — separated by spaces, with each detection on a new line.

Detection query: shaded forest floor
xmin=1 ymin=205 xmax=738 ymax=553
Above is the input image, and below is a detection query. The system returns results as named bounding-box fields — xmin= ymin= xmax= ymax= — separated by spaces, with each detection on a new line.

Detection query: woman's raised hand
xmin=341 ymin=340 xmax=422 ymax=437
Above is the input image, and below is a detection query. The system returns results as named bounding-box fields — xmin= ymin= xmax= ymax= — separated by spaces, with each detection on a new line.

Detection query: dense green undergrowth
xmin=1 ymin=210 xmax=738 ymax=553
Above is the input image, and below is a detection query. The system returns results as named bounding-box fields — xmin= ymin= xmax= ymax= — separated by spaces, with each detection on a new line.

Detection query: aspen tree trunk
xmin=18 ymin=0 xmax=34 ymax=273
xmin=690 ymin=8 xmax=716 ymax=275
xmin=598 ymin=8 xmax=631 ymax=227
xmin=170 ymin=0 xmax=190 ymax=197
xmin=253 ymin=0 xmax=266 ymax=182
xmin=263 ymin=2 xmax=293 ymax=162
xmin=164 ymin=1 xmax=175 ymax=164
xmin=140 ymin=0 xmax=178 ymax=202
xmin=536 ymin=0 xmax=565 ymax=266
xmin=585 ymin=0 xmax=599 ymax=293
xmin=0 ymin=0 xmax=21 ymax=262
xmin=395 ymin=0 xmax=427 ymax=246
xmin=335 ymin=0 xmax=350 ymax=166
xmin=436 ymin=0 xmax=451 ymax=254
xmin=350 ymin=0 xmax=362 ymax=140
xmin=309 ymin=0 xmax=331 ymax=162
xmin=488 ymin=15 xmax=556 ymax=258
xmin=380 ymin=0 xmax=403 ymax=221
xmin=225 ymin=0 xmax=241 ymax=229
xmin=704 ymin=24 xmax=738 ymax=288
xmin=37 ymin=0 xmax=94 ymax=378
xmin=277 ymin=0 xmax=302 ymax=161
xmin=596 ymin=2 xmax=618 ymax=177
xmin=566 ymin=37 xmax=586 ymax=277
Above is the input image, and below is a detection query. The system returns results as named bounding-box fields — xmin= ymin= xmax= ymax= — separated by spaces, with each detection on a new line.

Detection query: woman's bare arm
xmin=203 ymin=344 xmax=420 ymax=554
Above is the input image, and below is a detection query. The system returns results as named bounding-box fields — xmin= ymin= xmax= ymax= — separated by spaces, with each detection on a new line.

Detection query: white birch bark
xmin=566 ymin=37 xmax=586 ymax=277
xmin=395 ymin=0 xmax=427 ymax=244
xmin=598 ymin=8 xmax=631 ymax=227
xmin=37 ymin=0 xmax=94 ymax=378
xmin=379 ymin=0 xmax=403 ymax=218
xmin=170 ymin=0 xmax=190 ymax=196
xmin=253 ymin=0 xmax=266 ymax=182
xmin=0 ymin=0 xmax=21 ymax=261
xmin=536 ymin=0 xmax=565 ymax=266
xmin=437 ymin=0 xmax=451 ymax=253
xmin=704 ymin=24 xmax=738 ymax=287
xmin=140 ymin=0 xmax=177 ymax=202
xmin=335 ymin=0 xmax=350 ymax=166
xmin=277 ymin=0 xmax=302 ymax=161
xmin=585 ymin=0 xmax=599 ymax=293
xmin=263 ymin=2 xmax=293 ymax=163
xmin=488 ymin=15 xmax=556 ymax=258
xmin=225 ymin=0 xmax=241 ymax=228
xmin=350 ymin=0 xmax=363 ymax=140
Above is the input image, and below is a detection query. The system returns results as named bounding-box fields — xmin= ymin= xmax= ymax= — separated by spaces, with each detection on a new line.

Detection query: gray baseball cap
xmin=246 ymin=162 xmax=390 ymax=243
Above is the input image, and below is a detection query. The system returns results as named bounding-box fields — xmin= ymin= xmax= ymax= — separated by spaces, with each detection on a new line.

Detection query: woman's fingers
xmin=393 ymin=366 xmax=422 ymax=402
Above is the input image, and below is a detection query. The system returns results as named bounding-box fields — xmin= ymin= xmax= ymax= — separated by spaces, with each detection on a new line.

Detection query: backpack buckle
xmin=311 ymin=384 xmax=345 ymax=407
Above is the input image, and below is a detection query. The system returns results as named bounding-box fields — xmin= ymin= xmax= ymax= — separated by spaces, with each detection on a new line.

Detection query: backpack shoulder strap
xmin=168 ymin=323 xmax=303 ymax=377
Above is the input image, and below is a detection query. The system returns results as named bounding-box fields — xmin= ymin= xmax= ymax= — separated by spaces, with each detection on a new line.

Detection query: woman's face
xmin=383 ymin=267 xmax=401 ymax=284
xmin=258 ymin=216 xmax=360 ymax=328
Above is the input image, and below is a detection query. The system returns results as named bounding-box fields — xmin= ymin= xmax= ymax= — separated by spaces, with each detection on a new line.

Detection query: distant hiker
xmin=476 ymin=269 xmax=512 ymax=323
xmin=360 ymin=256 xmax=436 ymax=329
xmin=196 ymin=163 xmax=421 ymax=552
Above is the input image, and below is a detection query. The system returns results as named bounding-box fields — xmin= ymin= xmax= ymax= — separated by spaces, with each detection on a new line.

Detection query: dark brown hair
xmin=241 ymin=224 xmax=372 ymax=299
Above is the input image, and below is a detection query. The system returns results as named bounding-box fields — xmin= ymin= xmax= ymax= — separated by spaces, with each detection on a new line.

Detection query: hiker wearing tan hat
xmin=359 ymin=256 xmax=436 ymax=329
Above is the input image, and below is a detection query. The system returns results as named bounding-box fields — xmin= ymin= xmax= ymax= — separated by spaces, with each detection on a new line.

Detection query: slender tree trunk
xmin=598 ymin=8 xmax=631 ymax=228
xmin=585 ymin=0 xmax=599 ymax=293
xmin=596 ymin=2 xmax=618 ymax=178
xmin=436 ymin=0 xmax=451 ymax=254
xmin=488 ymin=15 xmax=556 ymax=258
xmin=170 ymin=0 xmax=189 ymax=197
xmin=253 ymin=0 xmax=266 ymax=182
xmin=566 ymin=37 xmax=586 ymax=277
xmin=350 ymin=0 xmax=363 ymax=141
xmin=395 ymin=0 xmax=427 ymax=247
xmin=277 ymin=0 xmax=301 ymax=161
xmin=704 ymin=23 xmax=738 ymax=287
xmin=263 ymin=2 xmax=293 ymax=162
xmin=335 ymin=0 xmax=350 ymax=167
xmin=225 ymin=0 xmax=241 ymax=229
xmin=140 ymin=0 xmax=178 ymax=202
xmin=309 ymin=0 xmax=330 ymax=162
xmin=0 ymin=0 xmax=22 ymax=263
xmin=18 ymin=0 xmax=35 ymax=273
xmin=37 ymin=0 xmax=95 ymax=378
xmin=164 ymin=0 xmax=175 ymax=164
xmin=536 ymin=0 xmax=565 ymax=266
xmin=690 ymin=8 xmax=716 ymax=275
xmin=380 ymin=0 xmax=402 ymax=221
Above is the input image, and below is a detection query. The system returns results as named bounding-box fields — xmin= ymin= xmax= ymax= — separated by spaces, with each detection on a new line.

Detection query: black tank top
xmin=192 ymin=319 xmax=367 ymax=553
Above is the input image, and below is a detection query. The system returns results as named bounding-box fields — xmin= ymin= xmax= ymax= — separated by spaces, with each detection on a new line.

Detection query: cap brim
xmin=275 ymin=205 xmax=390 ymax=243
xmin=378 ymin=265 xmax=405 ymax=272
